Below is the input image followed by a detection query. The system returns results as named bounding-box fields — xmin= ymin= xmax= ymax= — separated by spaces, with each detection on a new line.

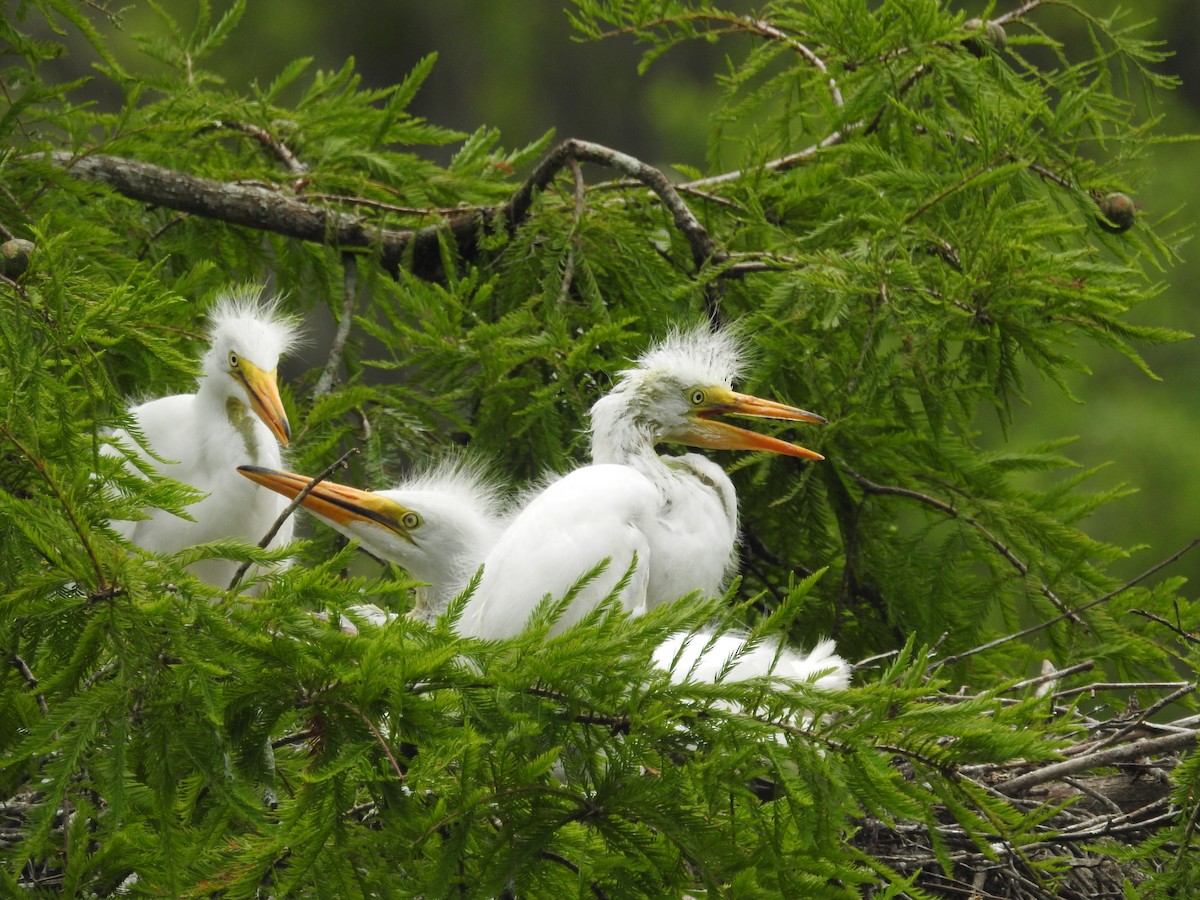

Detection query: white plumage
xmin=244 ymin=325 xmax=824 ymax=632
xmin=237 ymin=461 xmax=849 ymax=690
xmin=241 ymin=455 xmax=508 ymax=618
xmin=588 ymin=324 xmax=825 ymax=608
xmin=106 ymin=287 xmax=299 ymax=589
xmin=653 ymin=631 xmax=850 ymax=692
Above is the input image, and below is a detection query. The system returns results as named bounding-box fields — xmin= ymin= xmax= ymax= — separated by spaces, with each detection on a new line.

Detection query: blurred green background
xmin=33 ymin=0 xmax=1200 ymax=589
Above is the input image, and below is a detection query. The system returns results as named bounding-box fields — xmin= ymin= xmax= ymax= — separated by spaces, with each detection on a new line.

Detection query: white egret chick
xmin=589 ymin=325 xmax=826 ymax=608
xmin=240 ymin=459 xmax=654 ymax=635
xmin=237 ymin=464 xmax=849 ymax=694
xmin=107 ymin=288 xmax=299 ymax=589
xmin=238 ymin=457 xmax=508 ymax=619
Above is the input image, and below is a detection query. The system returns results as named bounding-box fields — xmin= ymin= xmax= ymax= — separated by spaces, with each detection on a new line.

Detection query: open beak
xmin=237 ymin=466 xmax=415 ymax=543
xmin=236 ymin=361 xmax=292 ymax=448
xmin=679 ymin=388 xmax=826 ymax=461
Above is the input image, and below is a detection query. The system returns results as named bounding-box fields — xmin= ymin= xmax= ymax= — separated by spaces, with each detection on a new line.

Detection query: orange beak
xmin=236 ymin=361 xmax=291 ymax=447
xmin=677 ymin=388 xmax=826 ymax=460
xmin=237 ymin=466 xmax=415 ymax=542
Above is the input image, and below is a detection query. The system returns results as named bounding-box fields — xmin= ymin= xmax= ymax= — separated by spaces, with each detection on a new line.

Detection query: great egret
xmin=236 ymin=463 xmax=849 ymax=690
xmin=239 ymin=455 xmax=508 ymax=619
xmin=106 ymin=287 xmax=299 ymax=589
xmin=240 ymin=459 xmax=656 ymax=635
xmin=588 ymin=325 xmax=826 ymax=608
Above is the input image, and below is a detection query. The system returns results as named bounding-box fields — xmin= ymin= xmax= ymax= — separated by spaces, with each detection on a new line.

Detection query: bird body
xmin=238 ymin=462 xmax=849 ymax=689
xmin=107 ymin=288 xmax=298 ymax=588
xmin=457 ymin=463 xmax=660 ymax=637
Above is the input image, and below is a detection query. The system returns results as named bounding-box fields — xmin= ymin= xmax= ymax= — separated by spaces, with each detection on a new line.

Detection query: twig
xmin=937 ymin=537 xmax=1200 ymax=669
xmin=136 ymin=212 xmax=188 ymax=260
xmin=851 ymin=648 xmax=900 ymax=670
xmin=203 ymin=119 xmax=308 ymax=178
xmin=1051 ymin=681 xmax=1192 ymax=702
xmin=340 ymin=702 xmax=406 ymax=781
xmin=555 ymin=158 xmax=585 ymax=306
xmin=1087 ymin=683 xmax=1198 ymax=753
xmin=539 ymin=850 xmax=609 ymax=900
xmin=227 ymin=447 xmax=359 ymax=592
xmin=10 ymin=654 xmax=49 ymax=715
xmin=1130 ymin=608 xmax=1200 ymax=646
xmin=271 ymin=729 xmax=318 ymax=749
xmin=510 ymin=138 xmax=722 ymax=273
xmin=313 ymin=253 xmax=360 ymax=399
xmin=844 ymin=468 xmax=1082 ymax=626
xmin=595 ymin=12 xmax=843 ymax=106
xmin=1002 ymin=661 xmax=1094 ymax=694
xmin=903 ymin=154 xmax=1012 ymax=225
xmin=998 ymin=728 xmax=1199 ymax=797
xmin=992 ymin=0 xmax=1050 ymax=27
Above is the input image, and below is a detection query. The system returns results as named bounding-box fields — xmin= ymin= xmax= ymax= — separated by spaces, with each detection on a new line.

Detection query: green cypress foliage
xmin=2 ymin=0 xmax=1199 ymax=895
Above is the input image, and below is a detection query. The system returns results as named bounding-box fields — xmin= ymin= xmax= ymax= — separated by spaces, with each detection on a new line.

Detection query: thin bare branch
xmin=1 ymin=424 xmax=108 ymax=593
xmin=844 ymin=467 xmax=1083 ymax=625
xmin=202 ymin=119 xmax=308 ymax=177
xmin=227 ymin=446 xmax=360 ymax=592
xmin=10 ymin=654 xmax=49 ymax=715
xmin=340 ymin=701 xmax=406 ymax=781
xmin=998 ymin=728 xmax=1198 ymax=797
xmin=938 ymin=537 xmax=1200 ymax=669
xmin=313 ymin=253 xmax=360 ymax=399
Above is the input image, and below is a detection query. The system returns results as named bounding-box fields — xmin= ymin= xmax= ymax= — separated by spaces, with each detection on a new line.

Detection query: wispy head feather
xmin=400 ymin=452 xmax=511 ymax=524
xmin=627 ymin=322 xmax=747 ymax=390
xmin=204 ymin=285 xmax=302 ymax=369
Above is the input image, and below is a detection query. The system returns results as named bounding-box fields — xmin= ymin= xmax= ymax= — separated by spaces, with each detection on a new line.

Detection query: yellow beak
xmin=237 ymin=466 xmax=415 ymax=542
xmin=236 ymin=361 xmax=291 ymax=447
xmin=679 ymin=388 xmax=826 ymax=461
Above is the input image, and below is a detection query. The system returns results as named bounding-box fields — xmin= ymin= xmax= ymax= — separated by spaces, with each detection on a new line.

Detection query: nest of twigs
xmin=854 ymin=661 xmax=1198 ymax=899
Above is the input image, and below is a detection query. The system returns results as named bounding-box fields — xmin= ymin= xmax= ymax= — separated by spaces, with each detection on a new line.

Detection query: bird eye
xmin=400 ymin=512 xmax=421 ymax=530
xmin=228 ymin=351 xmax=239 ymax=369
xmin=689 ymin=389 xmax=706 ymax=405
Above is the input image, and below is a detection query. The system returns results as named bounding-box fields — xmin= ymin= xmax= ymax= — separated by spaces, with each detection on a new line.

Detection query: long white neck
xmin=195 ymin=374 xmax=269 ymax=465
xmin=589 ymin=391 xmax=661 ymax=470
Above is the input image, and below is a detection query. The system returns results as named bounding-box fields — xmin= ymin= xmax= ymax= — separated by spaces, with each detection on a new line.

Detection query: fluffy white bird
xmin=106 ymin=287 xmax=299 ymax=589
xmin=236 ymin=462 xmax=849 ymax=688
xmin=588 ymin=325 xmax=826 ymax=608
xmin=239 ymin=456 xmax=508 ymax=619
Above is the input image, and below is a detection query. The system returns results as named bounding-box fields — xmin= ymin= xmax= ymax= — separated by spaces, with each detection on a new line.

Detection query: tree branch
xmin=937 ymin=536 xmax=1200 ymax=669
xmin=998 ymin=728 xmax=1198 ymax=797
xmin=9 ymin=654 xmax=49 ymax=716
xmin=42 ymin=139 xmax=724 ymax=289
xmin=844 ymin=467 xmax=1083 ymax=625
xmin=312 ymin=253 xmax=359 ymax=400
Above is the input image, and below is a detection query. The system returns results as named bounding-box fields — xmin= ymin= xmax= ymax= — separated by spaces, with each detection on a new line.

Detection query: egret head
xmin=237 ymin=457 xmax=505 ymax=591
xmin=202 ymin=286 xmax=299 ymax=447
xmin=590 ymin=325 xmax=826 ymax=461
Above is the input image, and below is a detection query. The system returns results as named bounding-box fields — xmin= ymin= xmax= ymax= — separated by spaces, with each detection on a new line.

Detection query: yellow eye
xmin=400 ymin=512 xmax=421 ymax=530
xmin=229 ymin=351 xmax=239 ymax=369
xmin=689 ymin=389 xmax=706 ymax=406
